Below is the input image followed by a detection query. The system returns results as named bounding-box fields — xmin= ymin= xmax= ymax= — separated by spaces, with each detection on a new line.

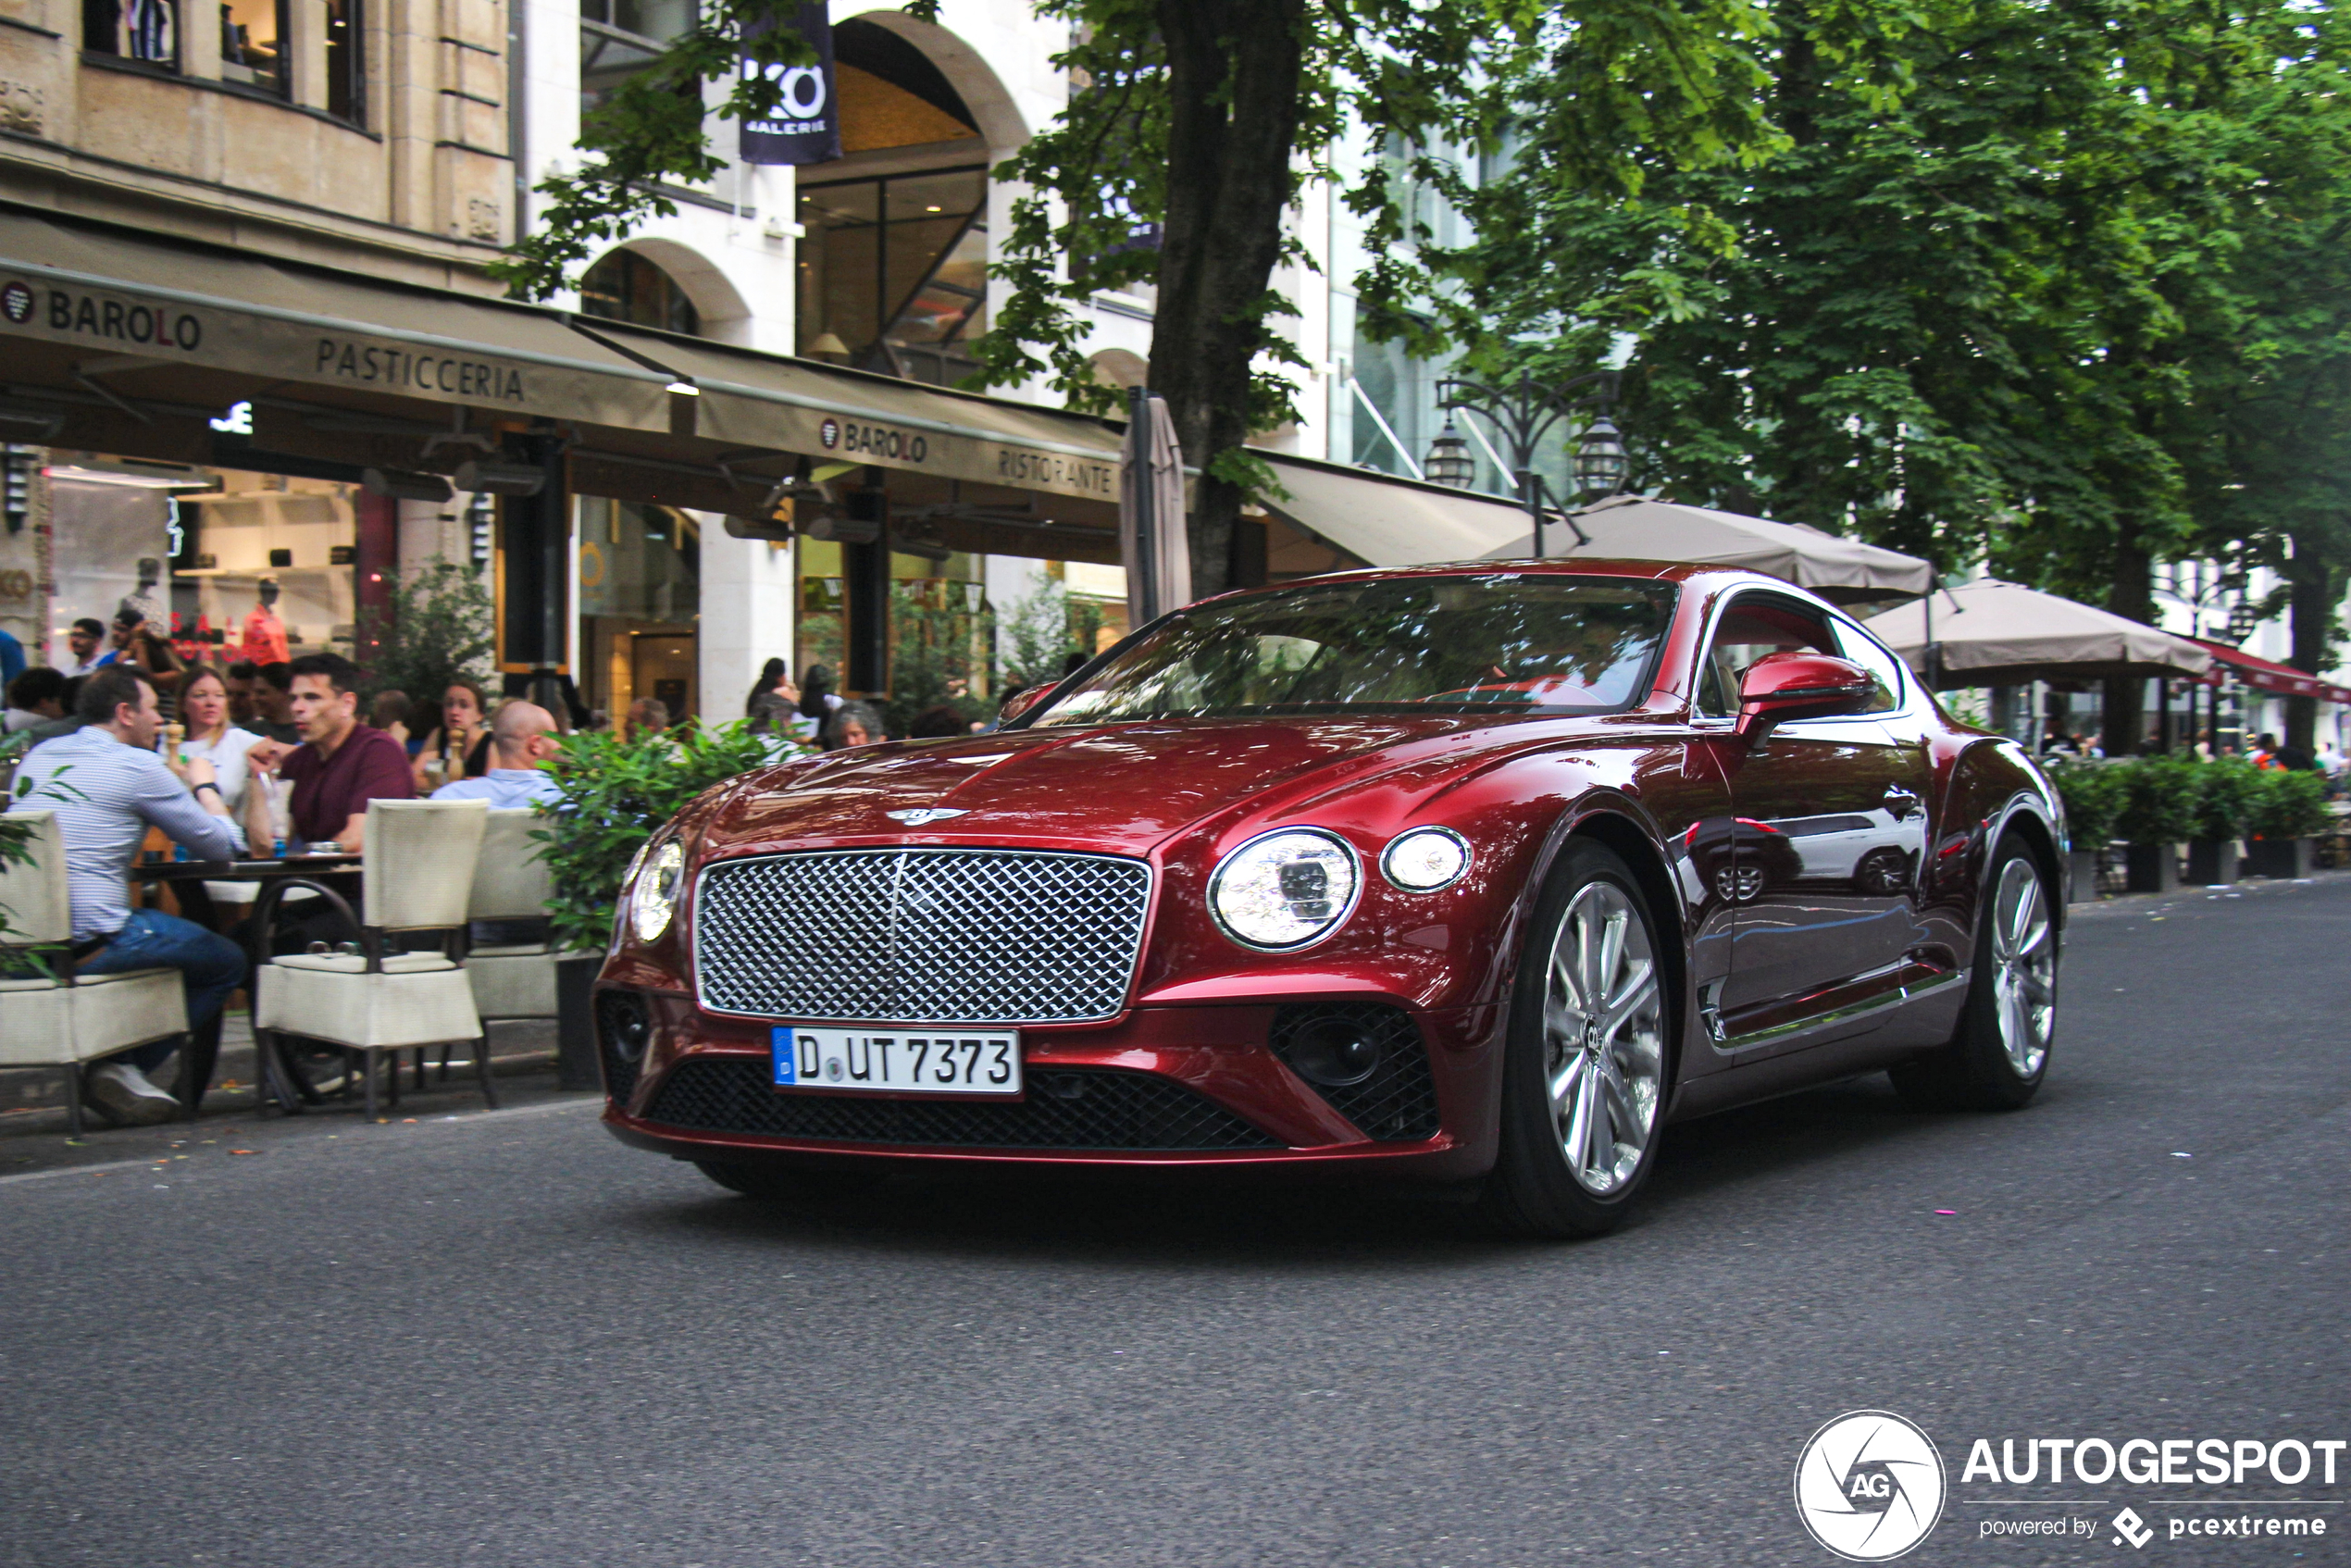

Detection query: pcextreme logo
xmin=1795 ymin=1411 xmax=1948 ymax=1561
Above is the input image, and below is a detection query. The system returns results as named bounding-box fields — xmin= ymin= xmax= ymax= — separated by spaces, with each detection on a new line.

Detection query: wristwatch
xmin=193 ymin=781 xmax=222 ymax=799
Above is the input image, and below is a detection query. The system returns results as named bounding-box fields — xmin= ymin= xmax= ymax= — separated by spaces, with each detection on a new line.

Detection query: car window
xmin=1694 ymin=594 xmax=1840 ymax=717
xmin=1029 ymin=576 xmax=1678 ymax=724
xmin=1831 ymin=617 xmax=1905 ymax=715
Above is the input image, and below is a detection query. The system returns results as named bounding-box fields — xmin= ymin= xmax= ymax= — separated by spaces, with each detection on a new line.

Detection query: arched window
xmin=579 ymin=250 xmax=702 ymax=336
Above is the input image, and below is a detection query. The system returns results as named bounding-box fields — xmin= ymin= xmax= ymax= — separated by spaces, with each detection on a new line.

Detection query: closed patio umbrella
xmin=1860 ymin=579 xmax=2214 ymax=687
xmin=1120 ymin=387 xmax=1190 ymax=624
xmin=1478 ymin=494 xmax=1935 ymax=605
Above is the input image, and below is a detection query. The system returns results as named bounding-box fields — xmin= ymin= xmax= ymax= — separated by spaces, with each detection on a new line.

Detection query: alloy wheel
xmin=1989 ymin=857 xmax=2055 ymax=1077
xmin=1542 ymin=881 xmax=1665 ymax=1194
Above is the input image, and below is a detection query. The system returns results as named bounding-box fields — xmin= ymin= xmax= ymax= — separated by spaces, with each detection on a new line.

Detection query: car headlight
xmin=630 ymin=840 xmax=686 ymax=943
xmin=1381 ymin=828 xmax=1471 ymax=891
xmin=1209 ymin=828 xmax=1361 ymax=950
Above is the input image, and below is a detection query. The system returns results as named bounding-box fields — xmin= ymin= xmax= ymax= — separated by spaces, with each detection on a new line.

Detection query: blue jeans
xmin=81 ymin=910 xmax=245 ymax=1074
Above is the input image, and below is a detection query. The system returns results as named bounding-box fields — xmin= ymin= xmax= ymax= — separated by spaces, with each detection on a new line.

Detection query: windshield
xmin=1028 ymin=574 xmax=1676 ymax=725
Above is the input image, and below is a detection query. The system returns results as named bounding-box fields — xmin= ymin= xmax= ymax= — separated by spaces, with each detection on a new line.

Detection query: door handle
xmin=1883 ymin=785 xmax=1922 ymax=819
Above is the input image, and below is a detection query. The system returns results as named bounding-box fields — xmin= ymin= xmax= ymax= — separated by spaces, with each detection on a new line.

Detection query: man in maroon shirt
xmin=247 ymin=653 xmax=414 ymax=852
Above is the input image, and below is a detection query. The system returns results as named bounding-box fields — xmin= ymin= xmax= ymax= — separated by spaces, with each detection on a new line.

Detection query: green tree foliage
xmin=882 ymin=582 xmax=992 ymax=738
xmin=358 ymin=559 xmax=496 ymax=707
xmin=1377 ymin=0 xmax=2351 ymax=750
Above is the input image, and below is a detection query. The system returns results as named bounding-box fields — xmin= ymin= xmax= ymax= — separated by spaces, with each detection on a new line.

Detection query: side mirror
xmin=1735 ymin=652 xmax=1875 ymax=743
xmin=999 ymin=684 xmax=1051 ymax=724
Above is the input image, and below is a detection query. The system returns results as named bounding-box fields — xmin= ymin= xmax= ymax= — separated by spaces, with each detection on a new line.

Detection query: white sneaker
xmin=87 ymin=1062 xmax=182 ymax=1126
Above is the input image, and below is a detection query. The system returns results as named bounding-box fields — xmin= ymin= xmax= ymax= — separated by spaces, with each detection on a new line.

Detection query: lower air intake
xmin=641 ymin=1057 xmax=1282 ymax=1151
xmin=1268 ymin=1002 xmax=1444 ymax=1142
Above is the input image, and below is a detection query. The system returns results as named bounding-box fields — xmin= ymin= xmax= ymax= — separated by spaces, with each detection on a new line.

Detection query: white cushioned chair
xmin=465 ymin=807 xmax=560 ymax=1022
xmin=253 ymin=798 xmax=491 ymax=1117
xmin=0 ymin=810 xmax=191 ymax=1136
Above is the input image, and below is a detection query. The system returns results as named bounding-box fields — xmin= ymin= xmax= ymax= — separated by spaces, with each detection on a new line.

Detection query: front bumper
xmin=598 ymin=987 xmax=1504 ymax=1182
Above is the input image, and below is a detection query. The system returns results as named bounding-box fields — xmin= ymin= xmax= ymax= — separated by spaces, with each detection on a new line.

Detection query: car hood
xmin=699 ymin=716 xmax=1565 ymax=857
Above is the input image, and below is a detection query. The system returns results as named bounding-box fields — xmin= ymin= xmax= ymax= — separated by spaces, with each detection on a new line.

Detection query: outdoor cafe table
xmin=129 ymin=852 xmax=359 ymax=1113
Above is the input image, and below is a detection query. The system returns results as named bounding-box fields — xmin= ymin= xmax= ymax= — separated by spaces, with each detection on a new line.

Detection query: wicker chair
xmin=465 ymin=808 xmax=559 ymax=1023
xmin=0 ymin=810 xmax=191 ymax=1136
xmin=252 ymin=798 xmax=491 ymax=1118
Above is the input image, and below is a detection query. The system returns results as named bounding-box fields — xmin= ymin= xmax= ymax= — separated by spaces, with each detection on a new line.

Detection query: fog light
xmin=1285 ymin=1016 xmax=1383 ymax=1088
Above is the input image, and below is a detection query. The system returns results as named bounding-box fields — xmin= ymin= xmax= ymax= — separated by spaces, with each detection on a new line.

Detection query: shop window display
xmin=578 ymin=495 xmax=701 ymax=724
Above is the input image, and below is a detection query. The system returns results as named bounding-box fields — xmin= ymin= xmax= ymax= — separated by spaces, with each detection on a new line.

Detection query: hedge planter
xmin=2068 ymin=848 xmax=2102 ymax=901
xmin=2244 ymin=837 xmax=2315 ymax=880
xmin=2125 ymin=843 xmax=2179 ymax=894
xmin=555 ymin=952 xmax=604 ymax=1091
xmin=2186 ymin=839 xmax=2240 ymax=885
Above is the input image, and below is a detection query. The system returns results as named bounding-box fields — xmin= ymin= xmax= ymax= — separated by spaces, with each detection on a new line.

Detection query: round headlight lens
xmin=1381 ymin=828 xmax=1471 ymax=891
xmin=630 ymin=840 xmax=686 ymax=943
xmin=1209 ymin=829 xmax=1360 ymax=950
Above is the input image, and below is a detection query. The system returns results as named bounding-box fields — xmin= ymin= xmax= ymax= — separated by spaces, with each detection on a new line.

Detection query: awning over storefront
xmin=2190 ymin=638 xmax=2351 ymax=704
xmin=0 ymin=202 xmax=1130 ymax=512
xmin=1256 ymin=454 xmax=1526 ymax=566
xmin=0 ymin=203 xmax=676 ymax=432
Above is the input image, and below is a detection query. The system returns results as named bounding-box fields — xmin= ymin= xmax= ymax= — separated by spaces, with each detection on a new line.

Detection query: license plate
xmin=771 ymin=1027 xmax=1023 ymax=1097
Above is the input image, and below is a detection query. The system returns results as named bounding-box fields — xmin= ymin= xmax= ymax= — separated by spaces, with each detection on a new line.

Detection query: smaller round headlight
xmin=1209 ymin=828 xmax=1361 ymax=950
xmin=1381 ymin=828 xmax=1471 ymax=891
xmin=630 ymin=840 xmax=686 ymax=942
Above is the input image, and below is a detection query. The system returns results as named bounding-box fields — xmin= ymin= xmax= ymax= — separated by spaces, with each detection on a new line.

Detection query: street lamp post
xmin=1425 ymin=369 xmax=1626 ymax=557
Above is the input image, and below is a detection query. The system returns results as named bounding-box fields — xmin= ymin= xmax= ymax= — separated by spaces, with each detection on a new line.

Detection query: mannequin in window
xmin=243 ymin=579 xmax=292 ymax=666
xmin=118 ymin=557 xmax=168 ymax=640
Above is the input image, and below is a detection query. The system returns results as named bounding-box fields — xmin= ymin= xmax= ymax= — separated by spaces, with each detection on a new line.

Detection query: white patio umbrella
xmin=1860 ymin=579 xmax=2214 ymax=687
xmin=1479 ymin=493 xmax=1935 ymax=604
xmin=1119 ymin=388 xmax=1190 ymax=624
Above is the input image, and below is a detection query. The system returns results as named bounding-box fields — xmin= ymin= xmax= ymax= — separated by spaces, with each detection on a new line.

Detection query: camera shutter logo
xmin=2 ymin=280 xmax=31 ymax=325
xmin=1793 ymin=1411 xmax=1947 ymax=1561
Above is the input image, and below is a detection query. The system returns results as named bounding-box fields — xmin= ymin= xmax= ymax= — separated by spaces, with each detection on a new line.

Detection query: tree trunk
xmin=2283 ymin=539 xmax=2339 ymax=759
xmin=1150 ymin=0 xmax=1305 ymax=600
xmin=2102 ymin=531 xmax=2154 ymax=753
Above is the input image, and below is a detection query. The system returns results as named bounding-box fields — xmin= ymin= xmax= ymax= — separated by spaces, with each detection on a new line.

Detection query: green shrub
xmin=2113 ymin=755 xmax=2200 ymax=844
xmin=2189 ymin=755 xmax=2260 ymax=841
xmin=2245 ymin=766 xmax=2332 ymax=840
xmin=2047 ymin=760 xmax=2125 ymax=847
xmin=532 ymin=718 xmax=811 ymax=953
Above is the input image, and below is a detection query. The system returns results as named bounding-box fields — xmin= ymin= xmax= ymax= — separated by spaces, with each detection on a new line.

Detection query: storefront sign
xmin=0 ymin=265 xmax=670 ymax=435
xmin=740 ymin=4 xmax=840 ymax=166
xmin=740 ymin=398 xmax=1117 ymax=502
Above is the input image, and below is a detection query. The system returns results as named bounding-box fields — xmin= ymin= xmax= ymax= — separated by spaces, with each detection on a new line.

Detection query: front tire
xmin=1889 ymin=834 xmax=2057 ymax=1111
xmin=1478 ymin=840 xmax=1673 ymax=1238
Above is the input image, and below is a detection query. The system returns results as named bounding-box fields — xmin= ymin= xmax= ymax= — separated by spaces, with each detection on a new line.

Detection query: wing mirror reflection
xmin=999 ymin=684 xmax=1051 ymax=724
xmin=1735 ymin=652 xmax=1875 ymax=743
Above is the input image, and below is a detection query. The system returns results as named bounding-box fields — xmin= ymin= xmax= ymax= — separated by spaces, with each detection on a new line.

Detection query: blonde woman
xmin=173 ymin=664 xmax=276 ymax=852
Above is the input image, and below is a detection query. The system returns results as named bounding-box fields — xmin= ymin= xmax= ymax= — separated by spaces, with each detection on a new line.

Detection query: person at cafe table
xmin=244 ymin=653 xmax=414 ymax=855
xmin=6 ymin=666 xmax=248 ymax=1125
xmin=429 ymin=700 xmax=562 ymax=809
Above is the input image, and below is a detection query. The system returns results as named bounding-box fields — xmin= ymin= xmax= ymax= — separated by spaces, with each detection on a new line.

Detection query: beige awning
xmin=1482 ymin=495 xmax=1936 ymax=604
xmin=0 ymin=204 xmax=1132 ymax=504
xmin=1861 ymin=579 xmax=2214 ymax=686
xmin=0 ymin=204 xmax=675 ymax=431
xmin=1257 ymin=454 xmax=1528 ymax=566
xmin=573 ymin=322 xmax=1127 ymax=503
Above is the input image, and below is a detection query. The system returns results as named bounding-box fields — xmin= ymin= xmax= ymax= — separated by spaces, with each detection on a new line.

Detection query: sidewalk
xmin=0 ymin=1011 xmax=599 ymax=1176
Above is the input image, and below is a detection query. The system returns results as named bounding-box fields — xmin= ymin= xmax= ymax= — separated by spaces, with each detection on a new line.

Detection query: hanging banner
xmin=740 ymin=3 xmax=839 ymax=166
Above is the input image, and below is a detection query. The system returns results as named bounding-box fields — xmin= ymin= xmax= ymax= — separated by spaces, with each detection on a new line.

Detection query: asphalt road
xmin=5 ymin=877 xmax=2347 ymax=1568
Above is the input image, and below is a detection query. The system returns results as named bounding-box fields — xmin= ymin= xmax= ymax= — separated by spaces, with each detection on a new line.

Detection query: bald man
xmin=429 ymin=700 xmax=563 ymax=809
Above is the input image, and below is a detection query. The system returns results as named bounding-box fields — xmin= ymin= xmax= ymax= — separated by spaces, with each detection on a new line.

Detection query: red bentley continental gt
xmin=597 ymin=560 xmax=2064 ymax=1236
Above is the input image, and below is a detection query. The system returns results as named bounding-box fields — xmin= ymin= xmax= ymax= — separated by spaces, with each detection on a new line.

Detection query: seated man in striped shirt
xmin=10 ymin=666 xmax=250 ymax=1125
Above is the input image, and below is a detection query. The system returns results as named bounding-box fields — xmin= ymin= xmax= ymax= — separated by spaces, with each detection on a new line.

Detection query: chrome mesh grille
xmin=692 ymin=849 xmax=1151 ymax=1024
